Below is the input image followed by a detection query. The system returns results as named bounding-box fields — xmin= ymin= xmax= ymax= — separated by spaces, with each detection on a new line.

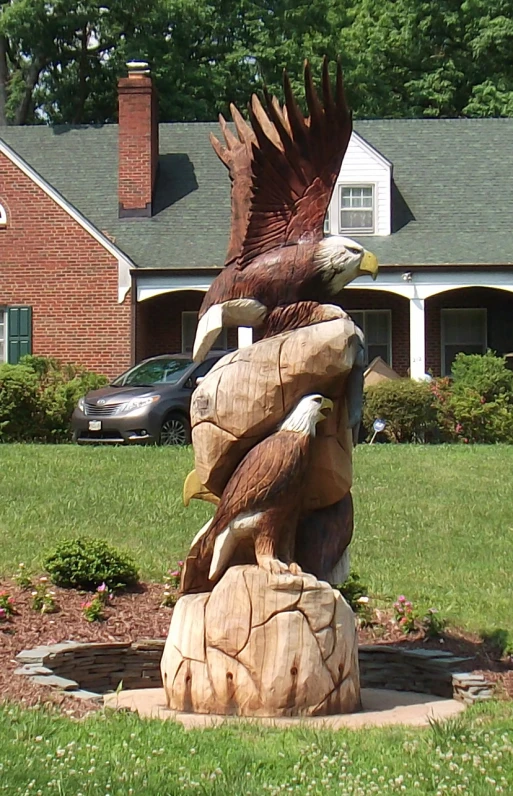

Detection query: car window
xmin=112 ymin=358 xmax=193 ymax=387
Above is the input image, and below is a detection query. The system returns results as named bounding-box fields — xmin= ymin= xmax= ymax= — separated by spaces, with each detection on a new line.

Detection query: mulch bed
xmin=1 ymin=580 xmax=512 ymax=719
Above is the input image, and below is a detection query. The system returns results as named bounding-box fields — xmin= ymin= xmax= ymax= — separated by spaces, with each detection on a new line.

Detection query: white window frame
xmin=181 ymin=311 xmax=228 ymax=354
xmin=0 ymin=203 xmax=7 ymax=227
xmin=440 ymin=308 xmax=487 ymax=376
xmin=339 ymin=183 xmax=376 ymax=235
xmin=0 ymin=308 xmax=6 ymax=363
xmin=350 ymin=309 xmax=392 ymax=367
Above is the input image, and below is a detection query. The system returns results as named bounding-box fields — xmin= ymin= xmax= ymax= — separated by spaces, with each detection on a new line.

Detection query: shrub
xmin=433 ymin=352 xmax=513 ymax=443
xmin=0 ymin=356 xmax=107 ymax=442
xmin=363 ymin=378 xmax=437 ymax=443
xmin=44 ymin=537 xmax=139 ymax=591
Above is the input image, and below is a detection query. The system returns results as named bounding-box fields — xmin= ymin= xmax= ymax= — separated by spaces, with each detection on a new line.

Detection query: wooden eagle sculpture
xmin=181 ymin=394 xmax=333 ymax=594
xmin=193 ymin=57 xmax=378 ymax=362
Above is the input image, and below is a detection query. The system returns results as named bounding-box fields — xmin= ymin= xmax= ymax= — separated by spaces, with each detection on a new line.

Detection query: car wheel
xmin=159 ymin=413 xmax=191 ymax=446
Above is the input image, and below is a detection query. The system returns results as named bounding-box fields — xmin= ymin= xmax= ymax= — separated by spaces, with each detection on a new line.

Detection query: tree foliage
xmin=2 ymin=0 xmax=513 ymax=125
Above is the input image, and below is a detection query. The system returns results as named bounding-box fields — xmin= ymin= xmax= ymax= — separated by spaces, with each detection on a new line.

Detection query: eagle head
xmin=280 ymin=394 xmax=334 ymax=436
xmin=313 ymin=236 xmax=378 ymax=294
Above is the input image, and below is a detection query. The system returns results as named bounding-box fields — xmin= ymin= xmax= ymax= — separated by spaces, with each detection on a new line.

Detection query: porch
xmin=133 ymin=269 xmax=513 ymax=377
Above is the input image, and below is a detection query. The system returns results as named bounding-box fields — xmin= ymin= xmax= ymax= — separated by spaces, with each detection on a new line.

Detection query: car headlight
xmin=77 ymin=397 xmax=85 ymax=412
xmin=116 ymin=395 xmax=161 ymax=414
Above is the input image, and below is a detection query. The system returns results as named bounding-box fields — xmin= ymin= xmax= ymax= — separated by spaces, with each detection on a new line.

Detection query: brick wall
xmin=0 ymin=151 xmax=131 ymax=379
xmin=341 ymin=289 xmax=410 ymax=375
xmin=135 ymin=290 xmax=237 ymax=361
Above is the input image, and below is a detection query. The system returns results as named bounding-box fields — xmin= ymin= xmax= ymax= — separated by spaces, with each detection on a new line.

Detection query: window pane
xmin=341 ymin=209 xmax=373 ymax=230
xmin=366 ymin=312 xmax=389 ymax=344
xmin=442 ymin=309 xmax=486 ymax=345
xmin=367 ymin=344 xmax=390 ymax=365
xmin=351 ymin=312 xmax=364 ymax=331
xmin=182 ymin=312 xmax=199 ymax=353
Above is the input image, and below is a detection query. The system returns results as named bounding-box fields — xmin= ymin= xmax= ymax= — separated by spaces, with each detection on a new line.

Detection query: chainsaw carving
xmin=161 ymin=58 xmax=379 ymax=717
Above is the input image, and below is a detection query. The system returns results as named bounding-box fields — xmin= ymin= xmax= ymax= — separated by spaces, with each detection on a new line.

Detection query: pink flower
xmin=177 ymin=561 xmax=184 ymax=568
xmin=455 ymin=423 xmax=462 ymax=433
xmin=397 ymin=595 xmax=406 ymax=603
xmin=97 ymin=583 xmax=107 ymax=593
xmin=0 ymin=608 xmax=6 ymax=620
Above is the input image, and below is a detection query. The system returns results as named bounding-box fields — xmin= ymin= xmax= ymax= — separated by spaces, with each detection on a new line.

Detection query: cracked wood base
xmin=161 ymin=565 xmax=361 ymax=717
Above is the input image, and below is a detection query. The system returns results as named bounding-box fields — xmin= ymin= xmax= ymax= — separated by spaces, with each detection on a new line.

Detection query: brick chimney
xmin=118 ymin=61 xmax=159 ymax=218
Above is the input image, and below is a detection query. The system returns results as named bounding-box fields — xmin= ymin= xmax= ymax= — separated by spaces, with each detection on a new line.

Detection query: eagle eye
xmin=346 ymin=246 xmax=361 ymax=255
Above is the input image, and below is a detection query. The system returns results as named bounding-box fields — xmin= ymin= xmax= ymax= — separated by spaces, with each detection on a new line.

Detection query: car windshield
xmin=111 ymin=358 xmax=193 ymax=387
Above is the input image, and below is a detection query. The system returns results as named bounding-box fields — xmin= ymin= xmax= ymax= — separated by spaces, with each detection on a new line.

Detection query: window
xmin=323 ymin=212 xmax=330 ymax=235
xmin=181 ymin=311 xmax=227 ymax=354
xmin=350 ymin=310 xmax=391 ymax=366
xmin=441 ymin=308 xmax=487 ymax=376
xmin=340 ymin=185 xmax=374 ymax=234
xmin=0 ymin=203 xmax=6 ymax=227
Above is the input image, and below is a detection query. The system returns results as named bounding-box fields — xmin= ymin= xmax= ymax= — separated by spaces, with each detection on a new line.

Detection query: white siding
xmin=325 ymin=133 xmax=392 ymax=236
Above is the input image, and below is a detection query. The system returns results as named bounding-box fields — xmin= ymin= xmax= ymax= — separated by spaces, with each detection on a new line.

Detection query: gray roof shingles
xmin=2 ymin=118 xmax=513 ymax=268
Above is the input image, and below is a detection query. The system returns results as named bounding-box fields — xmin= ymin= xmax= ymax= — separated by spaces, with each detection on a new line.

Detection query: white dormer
xmin=325 ymin=132 xmax=392 ymax=237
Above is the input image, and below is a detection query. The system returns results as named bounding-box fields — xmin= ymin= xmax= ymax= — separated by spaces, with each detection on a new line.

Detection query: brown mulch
xmin=1 ymin=581 xmax=512 ymax=718
xmin=0 ymin=580 xmax=172 ymax=718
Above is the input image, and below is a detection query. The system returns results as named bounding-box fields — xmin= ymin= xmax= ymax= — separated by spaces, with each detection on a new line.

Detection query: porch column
xmin=409 ymin=297 xmax=426 ymax=379
xmin=237 ymin=326 xmax=253 ymax=349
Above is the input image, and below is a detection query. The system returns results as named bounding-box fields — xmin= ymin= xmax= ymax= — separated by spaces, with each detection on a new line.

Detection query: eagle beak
xmin=183 ymin=469 xmax=220 ymax=507
xmin=319 ymin=396 xmax=334 ymax=418
xmin=193 ymin=299 xmax=268 ymax=362
xmin=359 ymin=250 xmax=379 ymax=281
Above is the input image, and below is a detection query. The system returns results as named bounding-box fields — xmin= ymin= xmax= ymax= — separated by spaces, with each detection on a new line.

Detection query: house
xmin=1 ymin=62 xmax=513 ymax=379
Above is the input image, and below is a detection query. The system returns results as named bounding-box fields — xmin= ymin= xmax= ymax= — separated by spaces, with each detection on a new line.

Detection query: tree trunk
xmin=0 ymin=35 xmax=8 ymax=126
xmin=14 ymin=59 xmax=43 ymax=125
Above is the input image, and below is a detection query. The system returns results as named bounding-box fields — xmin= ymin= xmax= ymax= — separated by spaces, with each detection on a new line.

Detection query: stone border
xmin=15 ymin=640 xmax=493 ymax=705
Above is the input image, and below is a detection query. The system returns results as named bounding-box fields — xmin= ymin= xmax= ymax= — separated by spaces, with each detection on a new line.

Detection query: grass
xmin=1 ymin=443 xmax=512 ymax=633
xmin=1 ymin=443 xmax=513 ymax=793
xmin=1 ymin=700 xmax=513 ymax=794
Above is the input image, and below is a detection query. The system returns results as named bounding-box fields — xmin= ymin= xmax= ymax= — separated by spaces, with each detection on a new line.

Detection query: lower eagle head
xmin=313 ymin=235 xmax=378 ymax=294
xmin=280 ymin=394 xmax=334 ymax=436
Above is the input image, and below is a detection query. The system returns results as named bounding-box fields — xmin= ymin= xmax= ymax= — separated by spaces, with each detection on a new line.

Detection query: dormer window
xmin=0 ymin=203 xmax=7 ymax=227
xmin=340 ymin=185 xmax=374 ymax=234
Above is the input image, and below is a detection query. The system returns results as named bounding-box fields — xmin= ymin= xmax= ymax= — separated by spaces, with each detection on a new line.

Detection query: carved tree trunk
xmin=161 ymin=566 xmax=361 ymax=717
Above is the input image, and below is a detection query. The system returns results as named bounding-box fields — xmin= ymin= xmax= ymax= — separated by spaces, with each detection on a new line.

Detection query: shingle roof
xmin=2 ymin=118 xmax=513 ymax=268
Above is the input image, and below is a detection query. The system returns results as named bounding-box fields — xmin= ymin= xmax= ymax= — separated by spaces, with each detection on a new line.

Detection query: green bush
xmin=363 ymin=378 xmax=437 ymax=443
xmin=44 ymin=537 xmax=139 ymax=591
xmin=0 ymin=355 xmax=107 ymax=442
xmin=433 ymin=352 xmax=513 ymax=443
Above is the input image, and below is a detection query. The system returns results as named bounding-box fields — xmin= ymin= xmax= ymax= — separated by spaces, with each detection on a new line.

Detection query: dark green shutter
xmin=8 ymin=306 xmax=32 ymax=364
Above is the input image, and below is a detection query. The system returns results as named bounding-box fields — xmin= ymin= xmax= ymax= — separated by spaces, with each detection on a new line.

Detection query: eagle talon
xmin=256 ymin=555 xmax=291 ymax=575
xmin=288 ymin=562 xmax=302 ymax=575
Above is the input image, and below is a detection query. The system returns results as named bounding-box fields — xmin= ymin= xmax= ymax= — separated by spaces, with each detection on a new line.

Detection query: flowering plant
xmin=422 ymin=607 xmax=447 ymax=638
xmin=393 ymin=595 xmax=419 ymax=634
xmin=82 ymin=582 xmax=113 ymax=622
xmin=161 ymin=561 xmax=184 ymax=607
xmin=13 ymin=562 xmax=33 ymax=590
xmin=0 ymin=591 xmax=15 ymax=620
xmin=31 ymin=578 xmax=57 ymax=614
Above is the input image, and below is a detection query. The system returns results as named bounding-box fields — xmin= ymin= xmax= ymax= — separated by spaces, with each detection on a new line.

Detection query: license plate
xmin=88 ymin=420 xmax=102 ymax=431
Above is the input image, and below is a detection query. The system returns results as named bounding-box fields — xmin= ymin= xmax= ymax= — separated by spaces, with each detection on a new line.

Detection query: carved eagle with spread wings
xmin=193 ymin=58 xmax=378 ymax=362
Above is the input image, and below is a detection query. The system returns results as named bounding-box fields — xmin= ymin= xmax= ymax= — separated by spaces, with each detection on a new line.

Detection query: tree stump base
xmin=161 ymin=566 xmax=361 ymax=717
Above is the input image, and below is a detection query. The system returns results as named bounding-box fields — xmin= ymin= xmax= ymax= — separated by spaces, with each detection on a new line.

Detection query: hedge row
xmin=363 ymin=352 xmax=513 ymax=444
xmin=0 ymin=356 xmax=107 ymax=442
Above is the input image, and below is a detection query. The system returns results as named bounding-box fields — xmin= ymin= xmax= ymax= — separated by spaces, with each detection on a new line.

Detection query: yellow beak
xmin=183 ymin=469 xmax=221 ymax=507
xmin=359 ymin=250 xmax=379 ymax=280
xmin=320 ymin=396 xmax=334 ymax=418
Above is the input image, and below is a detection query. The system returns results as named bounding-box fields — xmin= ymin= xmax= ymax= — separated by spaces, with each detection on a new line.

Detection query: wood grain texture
xmin=191 ymin=316 xmax=361 ymax=503
xmin=161 ymin=566 xmax=361 ymax=717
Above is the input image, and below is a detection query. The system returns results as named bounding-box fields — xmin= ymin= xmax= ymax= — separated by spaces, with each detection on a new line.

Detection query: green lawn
xmin=1 ymin=443 xmax=513 ymax=794
xmin=1 ymin=443 xmax=512 ymax=633
xmin=0 ymin=700 xmax=513 ymax=795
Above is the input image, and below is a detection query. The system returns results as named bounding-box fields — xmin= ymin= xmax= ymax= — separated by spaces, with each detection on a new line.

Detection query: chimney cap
xmin=126 ymin=60 xmax=150 ymax=77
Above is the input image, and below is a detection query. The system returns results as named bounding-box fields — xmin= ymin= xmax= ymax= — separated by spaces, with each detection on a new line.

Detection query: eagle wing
xmin=240 ymin=58 xmax=351 ymax=268
xmin=202 ymin=428 xmax=309 ymax=549
xmin=210 ymin=58 xmax=352 ymax=270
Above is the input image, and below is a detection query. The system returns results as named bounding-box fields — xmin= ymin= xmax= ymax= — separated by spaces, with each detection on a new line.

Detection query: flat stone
xmin=132 ymin=640 xmax=165 ymax=650
xmin=71 ymin=690 xmax=103 ymax=701
xmin=14 ymin=665 xmax=53 ymax=676
xmin=30 ymin=675 xmax=79 ymax=690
